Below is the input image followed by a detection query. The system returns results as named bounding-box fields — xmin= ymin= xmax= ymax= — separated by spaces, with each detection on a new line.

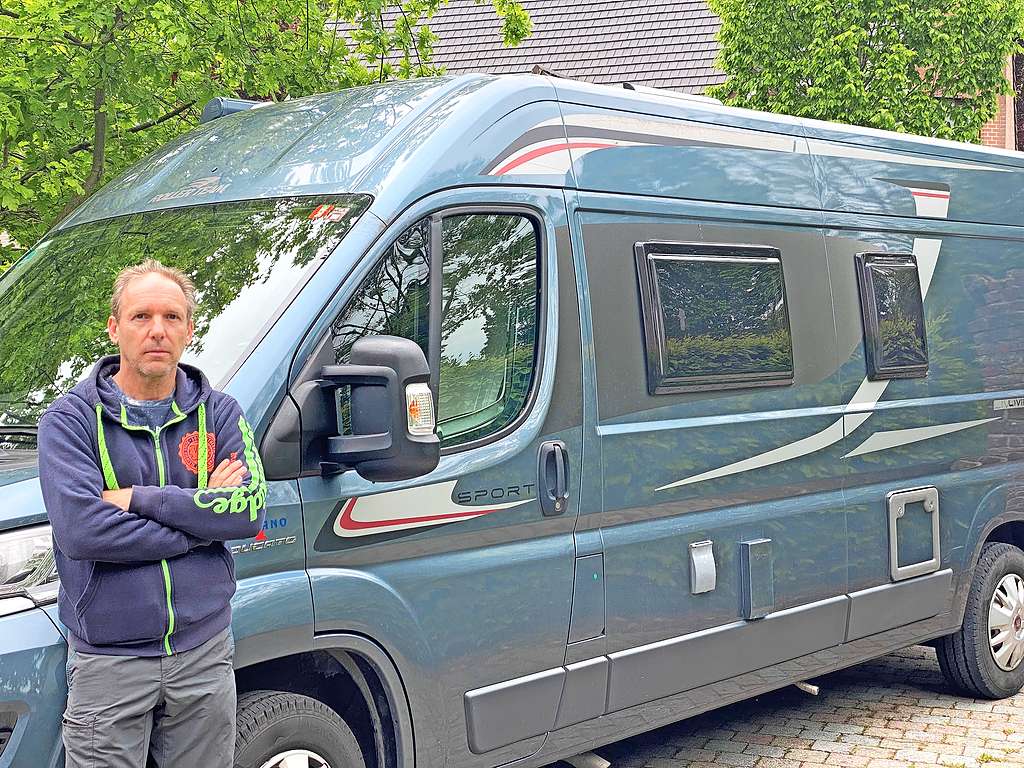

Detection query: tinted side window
xmin=855 ymin=253 xmax=928 ymax=379
xmin=636 ymin=242 xmax=794 ymax=393
xmin=330 ymin=212 xmax=541 ymax=449
xmin=329 ymin=219 xmax=431 ymax=363
xmin=439 ymin=214 xmax=539 ymax=447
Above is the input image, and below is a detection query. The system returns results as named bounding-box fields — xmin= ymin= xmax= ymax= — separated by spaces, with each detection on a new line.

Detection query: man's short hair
xmin=111 ymin=259 xmax=197 ymax=320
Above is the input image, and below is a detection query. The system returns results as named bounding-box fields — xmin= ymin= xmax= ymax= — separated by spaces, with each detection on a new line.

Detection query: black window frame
xmin=855 ymin=252 xmax=929 ymax=380
xmin=635 ymin=241 xmax=795 ymax=395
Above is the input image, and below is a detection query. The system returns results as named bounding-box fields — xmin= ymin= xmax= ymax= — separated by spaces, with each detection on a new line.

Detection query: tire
xmin=235 ymin=690 xmax=366 ymax=768
xmin=936 ymin=542 xmax=1024 ymax=699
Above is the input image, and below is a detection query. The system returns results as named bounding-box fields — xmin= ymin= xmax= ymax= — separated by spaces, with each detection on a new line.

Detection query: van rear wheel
xmin=234 ymin=690 xmax=365 ymax=768
xmin=936 ymin=542 xmax=1024 ymax=699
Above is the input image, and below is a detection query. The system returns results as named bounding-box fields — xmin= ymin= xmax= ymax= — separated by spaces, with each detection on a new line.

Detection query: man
xmin=38 ymin=259 xmax=267 ymax=767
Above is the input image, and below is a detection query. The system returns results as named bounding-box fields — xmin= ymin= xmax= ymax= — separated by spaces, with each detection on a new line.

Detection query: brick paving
xmin=591 ymin=646 xmax=1024 ymax=768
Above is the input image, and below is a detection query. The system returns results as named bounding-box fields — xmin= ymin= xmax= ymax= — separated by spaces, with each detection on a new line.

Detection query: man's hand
xmin=209 ymin=458 xmax=246 ymax=488
xmin=101 ymin=459 xmax=244 ymax=510
xmin=102 ymin=488 xmax=133 ymax=510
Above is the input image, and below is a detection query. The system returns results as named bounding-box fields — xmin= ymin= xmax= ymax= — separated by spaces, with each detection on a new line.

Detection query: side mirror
xmin=292 ymin=335 xmax=440 ymax=482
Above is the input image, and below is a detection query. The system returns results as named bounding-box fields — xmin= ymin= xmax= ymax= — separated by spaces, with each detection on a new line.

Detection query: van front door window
xmin=329 ymin=212 xmax=540 ymax=449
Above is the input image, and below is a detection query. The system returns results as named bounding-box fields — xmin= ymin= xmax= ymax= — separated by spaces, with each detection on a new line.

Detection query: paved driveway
xmin=588 ymin=646 xmax=1024 ymax=768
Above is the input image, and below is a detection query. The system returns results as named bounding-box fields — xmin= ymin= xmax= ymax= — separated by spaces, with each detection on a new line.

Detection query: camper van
xmin=3 ymin=72 xmax=1024 ymax=768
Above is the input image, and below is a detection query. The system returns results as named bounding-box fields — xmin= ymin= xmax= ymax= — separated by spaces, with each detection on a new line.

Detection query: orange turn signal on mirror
xmin=406 ymin=383 xmax=435 ymax=436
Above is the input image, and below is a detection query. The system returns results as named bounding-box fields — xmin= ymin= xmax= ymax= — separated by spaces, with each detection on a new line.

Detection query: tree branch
xmin=378 ymin=9 xmax=386 ymax=82
xmin=322 ymin=0 xmax=343 ymax=85
xmin=63 ymin=31 xmax=93 ymax=49
xmin=81 ymin=87 xmax=107 ymax=192
xmin=124 ymin=100 xmax=196 ymax=134
xmin=235 ymin=0 xmax=259 ymax=63
xmin=57 ymin=86 xmax=106 ymax=221
xmin=61 ymin=101 xmax=195 ymax=157
xmin=397 ymin=2 xmax=424 ymax=74
xmin=21 ymin=101 xmax=194 ymax=185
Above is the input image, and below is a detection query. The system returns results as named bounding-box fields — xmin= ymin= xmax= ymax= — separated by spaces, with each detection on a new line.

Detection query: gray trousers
xmin=62 ymin=627 xmax=236 ymax=768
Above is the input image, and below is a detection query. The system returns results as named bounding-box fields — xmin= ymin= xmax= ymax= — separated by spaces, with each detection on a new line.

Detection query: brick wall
xmin=980 ymin=94 xmax=1010 ymax=148
xmin=979 ymin=58 xmax=1016 ymax=149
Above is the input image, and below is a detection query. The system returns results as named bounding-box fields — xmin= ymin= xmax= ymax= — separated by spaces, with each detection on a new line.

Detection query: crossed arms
xmin=38 ymin=401 xmax=267 ymax=564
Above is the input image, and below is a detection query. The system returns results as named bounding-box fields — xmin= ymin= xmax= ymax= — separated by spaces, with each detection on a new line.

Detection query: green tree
xmin=0 ymin=0 xmax=531 ymax=267
xmin=706 ymin=0 xmax=1024 ymax=142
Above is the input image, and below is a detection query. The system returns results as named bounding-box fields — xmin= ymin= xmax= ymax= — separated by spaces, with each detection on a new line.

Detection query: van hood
xmin=0 ymin=449 xmax=39 ymax=486
xmin=0 ymin=474 xmax=47 ymax=533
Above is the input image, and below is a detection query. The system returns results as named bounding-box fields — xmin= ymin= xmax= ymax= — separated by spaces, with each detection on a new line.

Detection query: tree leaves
xmin=0 ymin=0 xmax=531 ymax=267
xmin=707 ymin=0 xmax=1024 ymax=143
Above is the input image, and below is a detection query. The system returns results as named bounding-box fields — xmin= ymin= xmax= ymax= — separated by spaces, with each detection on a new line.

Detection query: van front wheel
xmin=937 ymin=542 xmax=1024 ymax=699
xmin=234 ymin=690 xmax=365 ymax=768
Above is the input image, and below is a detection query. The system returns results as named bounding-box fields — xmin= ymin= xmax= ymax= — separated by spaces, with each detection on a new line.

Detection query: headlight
xmin=0 ymin=524 xmax=58 ymax=616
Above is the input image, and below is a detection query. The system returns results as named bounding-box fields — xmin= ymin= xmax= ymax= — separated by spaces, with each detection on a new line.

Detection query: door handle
xmin=538 ymin=440 xmax=570 ymax=516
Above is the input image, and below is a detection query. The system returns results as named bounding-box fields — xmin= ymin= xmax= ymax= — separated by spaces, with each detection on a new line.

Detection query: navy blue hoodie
xmin=38 ymin=356 xmax=267 ymax=656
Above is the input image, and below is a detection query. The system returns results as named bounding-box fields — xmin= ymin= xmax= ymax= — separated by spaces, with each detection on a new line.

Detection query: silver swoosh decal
xmin=656 ymin=197 xmax=947 ymax=492
xmin=844 ymin=417 xmax=1000 ymax=458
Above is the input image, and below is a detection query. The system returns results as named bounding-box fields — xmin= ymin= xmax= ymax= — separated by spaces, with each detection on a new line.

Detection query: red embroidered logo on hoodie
xmin=178 ymin=431 xmax=217 ymax=475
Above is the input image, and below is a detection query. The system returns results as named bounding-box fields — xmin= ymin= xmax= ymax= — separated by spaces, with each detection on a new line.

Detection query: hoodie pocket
xmin=76 ymin=562 xmax=168 ymax=646
xmin=171 ymin=546 xmax=236 ymax=627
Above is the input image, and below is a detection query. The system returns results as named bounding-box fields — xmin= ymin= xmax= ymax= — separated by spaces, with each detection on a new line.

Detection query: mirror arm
xmin=320 ymin=364 xmax=395 ymax=387
xmin=318 ymin=364 xmax=398 ymax=468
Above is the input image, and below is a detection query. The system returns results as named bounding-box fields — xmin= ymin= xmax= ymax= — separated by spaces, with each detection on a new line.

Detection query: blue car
xmin=3 ymin=72 xmax=1024 ymax=768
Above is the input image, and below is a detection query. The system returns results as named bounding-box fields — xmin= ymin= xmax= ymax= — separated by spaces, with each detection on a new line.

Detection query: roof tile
xmin=343 ymin=0 xmax=724 ymax=92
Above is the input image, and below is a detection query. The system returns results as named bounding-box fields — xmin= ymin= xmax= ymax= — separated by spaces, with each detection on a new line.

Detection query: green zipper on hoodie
xmin=99 ymin=401 xmax=191 ymax=655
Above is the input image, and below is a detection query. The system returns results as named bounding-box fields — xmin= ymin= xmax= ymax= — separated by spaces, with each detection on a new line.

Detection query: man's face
xmin=107 ymin=273 xmax=194 ymax=381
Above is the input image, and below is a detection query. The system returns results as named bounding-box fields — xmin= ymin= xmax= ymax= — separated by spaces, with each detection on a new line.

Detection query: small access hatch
xmin=887 ymin=487 xmax=940 ymax=581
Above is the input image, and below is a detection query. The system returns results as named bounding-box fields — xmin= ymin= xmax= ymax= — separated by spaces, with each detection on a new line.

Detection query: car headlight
xmin=0 ymin=524 xmax=58 ymax=617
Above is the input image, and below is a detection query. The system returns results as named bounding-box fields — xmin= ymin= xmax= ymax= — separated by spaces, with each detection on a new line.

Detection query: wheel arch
xmin=315 ymin=633 xmax=416 ymax=768
xmin=982 ymin=520 xmax=1024 ymax=552
xmin=960 ymin=482 xmax=1024 ymax=625
xmin=232 ymin=633 xmax=416 ymax=768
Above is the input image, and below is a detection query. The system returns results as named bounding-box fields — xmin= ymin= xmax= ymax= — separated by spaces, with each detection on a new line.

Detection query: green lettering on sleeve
xmin=192 ymin=416 xmax=267 ymax=521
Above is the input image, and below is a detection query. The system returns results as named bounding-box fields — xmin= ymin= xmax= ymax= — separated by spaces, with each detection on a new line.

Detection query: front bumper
xmin=0 ymin=605 xmax=67 ymax=768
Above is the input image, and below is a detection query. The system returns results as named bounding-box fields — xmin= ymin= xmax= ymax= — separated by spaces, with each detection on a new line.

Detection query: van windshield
xmin=0 ymin=194 xmax=370 ymax=426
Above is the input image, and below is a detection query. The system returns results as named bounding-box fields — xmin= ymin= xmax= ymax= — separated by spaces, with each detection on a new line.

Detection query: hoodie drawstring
xmin=95 ymin=404 xmax=120 ymax=491
xmin=197 ymin=402 xmax=208 ymax=490
xmin=96 ymin=402 xmax=207 ymax=490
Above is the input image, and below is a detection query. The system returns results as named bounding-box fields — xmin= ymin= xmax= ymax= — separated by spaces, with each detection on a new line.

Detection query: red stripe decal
xmin=336 ymin=497 xmax=499 ymax=532
xmin=911 ymin=191 xmax=950 ymax=199
xmin=494 ymin=141 xmax=618 ymax=175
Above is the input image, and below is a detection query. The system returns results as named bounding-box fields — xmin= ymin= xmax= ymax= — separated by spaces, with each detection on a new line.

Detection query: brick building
xmin=413 ymin=0 xmax=1020 ymax=151
xmin=979 ymin=58 xmax=1019 ymax=149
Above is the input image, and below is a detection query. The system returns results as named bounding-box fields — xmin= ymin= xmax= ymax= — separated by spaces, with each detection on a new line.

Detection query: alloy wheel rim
xmin=259 ymin=749 xmax=332 ymax=768
xmin=989 ymin=572 xmax=1024 ymax=672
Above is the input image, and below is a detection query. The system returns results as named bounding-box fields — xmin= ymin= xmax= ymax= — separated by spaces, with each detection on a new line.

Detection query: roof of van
xmin=57 ymin=73 xmax=1024 ymax=233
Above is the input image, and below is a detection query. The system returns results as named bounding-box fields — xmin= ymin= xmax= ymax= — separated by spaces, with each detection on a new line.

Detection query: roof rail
xmin=621 ymin=82 xmax=723 ymax=106
xmin=530 ymin=64 xmax=574 ymax=80
xmin=200 ymin=97 xmax=267 ymax=124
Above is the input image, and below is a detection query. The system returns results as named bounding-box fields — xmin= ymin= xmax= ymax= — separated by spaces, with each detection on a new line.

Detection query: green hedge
xmin=663 ymin=331 xmax=792 ymax=377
